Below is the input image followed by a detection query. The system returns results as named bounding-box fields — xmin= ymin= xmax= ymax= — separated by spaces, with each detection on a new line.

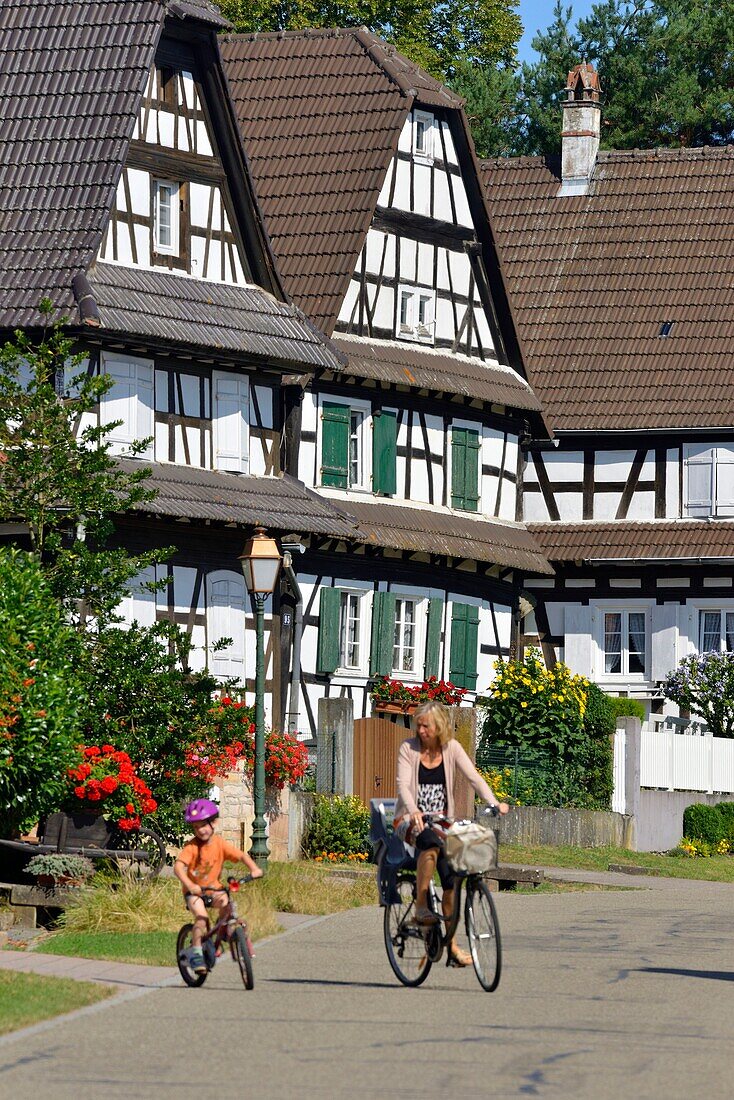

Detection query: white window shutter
xmin=101 ymin=355 xmax=154 ymax=456
xmin=207 ymin=573 xmax=246 ymax=682
xmin=213 ymin=371 xmax=249 ymax=473
xmin=564 ymin=605 xmax=592 ymax=678
xmin=118 ymin=565 xmax=157 ymax=627
xmin=650 ymin=604 xmax=678 ymax=682
xmin=685 ymin=446 xmax=713 ymax=516
xmin=716 ymin=446 xmax=734 ymax=515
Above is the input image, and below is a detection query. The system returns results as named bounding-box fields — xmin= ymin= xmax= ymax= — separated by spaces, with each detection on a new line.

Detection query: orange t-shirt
xmin=177 ymin=835 xmax=240 ymax=891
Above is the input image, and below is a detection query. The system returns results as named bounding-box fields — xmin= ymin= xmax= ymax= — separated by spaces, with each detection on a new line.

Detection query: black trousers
xmin=414 ymin=826 xmax=455 ymax=890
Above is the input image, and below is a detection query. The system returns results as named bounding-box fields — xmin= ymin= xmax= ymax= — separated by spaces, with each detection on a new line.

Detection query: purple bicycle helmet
xmin=184 ymin=798 xmax=220 ymax=824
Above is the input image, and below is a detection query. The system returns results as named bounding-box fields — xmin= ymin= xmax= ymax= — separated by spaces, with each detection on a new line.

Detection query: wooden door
xmin=353 ymin=717 xmax=410 ymax=805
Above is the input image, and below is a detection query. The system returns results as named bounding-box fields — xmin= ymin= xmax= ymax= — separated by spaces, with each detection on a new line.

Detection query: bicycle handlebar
xmin=196 ymin=875 xmax=256 ymax=896
xmin=422 ymin=805 xmax=500 ymax=827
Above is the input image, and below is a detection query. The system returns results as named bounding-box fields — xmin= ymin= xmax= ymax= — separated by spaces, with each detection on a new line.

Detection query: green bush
xmin=608 ymin=697 xmax=646 ymax=722
xmin=683 ymin=803 xmax=727 ymax=845
xmin=711 ymin=801 xmax=734 ymax=842
xmin=577 ymin=684 xmax=615 ymax=810
xmin=303 ymin=795 xmax=370 ymax=859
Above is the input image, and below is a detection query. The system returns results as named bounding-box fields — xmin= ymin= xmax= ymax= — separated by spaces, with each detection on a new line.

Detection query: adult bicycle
xmin=176 ymin=875 xmax=255 ymax=989
xmin=374 ymin=804 xmax=502 ymax=992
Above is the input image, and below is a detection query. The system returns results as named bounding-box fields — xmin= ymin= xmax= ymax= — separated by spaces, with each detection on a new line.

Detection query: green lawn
xmin=0 ymin=971 xmax=112 ymax=1035
xmin=36 ymin=931 xmax=175 ymax=967
xmin=501 ymin=842 xmax=734 ymax=882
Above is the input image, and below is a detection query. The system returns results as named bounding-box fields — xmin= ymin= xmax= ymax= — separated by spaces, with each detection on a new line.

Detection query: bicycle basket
xmin=444 ymin=821 xmax=497 ymax=874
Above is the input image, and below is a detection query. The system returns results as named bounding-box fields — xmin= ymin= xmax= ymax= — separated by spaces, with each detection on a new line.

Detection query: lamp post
xmin=239 ymin=526 xmax=282 ymax=867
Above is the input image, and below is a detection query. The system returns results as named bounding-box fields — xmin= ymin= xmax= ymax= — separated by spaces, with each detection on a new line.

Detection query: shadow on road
xmin=637 ymin=967 xmax=734 ymax=983
xmin=264 ymin=977 xmax=398 ymax=990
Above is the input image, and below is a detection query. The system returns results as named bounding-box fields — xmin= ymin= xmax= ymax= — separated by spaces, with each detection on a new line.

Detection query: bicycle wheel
xmin=231 ymin=926 xmax=254 ymax=989
xmin=465 ymin=879 xmax=502 ymax=992
xmin=383 ymin=873 xmax=432 ymax=987
xmin=176 ymin=923 xmax=207 ymax=987
xmin=114 ymin=825 xmax=166 ymax=878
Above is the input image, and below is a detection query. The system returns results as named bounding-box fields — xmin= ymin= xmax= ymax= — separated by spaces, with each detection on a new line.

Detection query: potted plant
xmin=25 ymin=853 xmax=95 ymax=887
xmin=370 ymin=676 xmax=413 ymax=713
xmin=370 ymin=675 xmax=468 ymax=713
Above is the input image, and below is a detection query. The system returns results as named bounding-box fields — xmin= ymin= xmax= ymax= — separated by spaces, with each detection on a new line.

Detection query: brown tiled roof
xmin=529 ymin=521 xmax=734 ymax=560
xmin=482 ymin=147 xmax=734 ymax=431
xmin=121 ymin=461 xmax=359 ymax=538
xmin=88 ymin=262 xmax=344 ymax=370
xmin=219 ymin=28 xmax=461 ymax=336
xmin=333 ymin=335 xmax=542 ymax=411
xmin=0 ymin=0 xmax=162 ymax=326
xmin=343 ymin=499 xmax=553 ymax=573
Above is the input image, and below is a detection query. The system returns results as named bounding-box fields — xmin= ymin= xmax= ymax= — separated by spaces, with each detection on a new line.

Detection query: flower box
xmin=374 ymin=702 xmax=406 ymax=714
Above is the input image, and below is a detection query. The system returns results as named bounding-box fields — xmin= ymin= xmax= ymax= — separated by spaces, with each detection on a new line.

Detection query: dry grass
xmin=57 ymin=869 xmax=281 ymax=941
xmin=242 ymin=861 xmax=376 ymax=915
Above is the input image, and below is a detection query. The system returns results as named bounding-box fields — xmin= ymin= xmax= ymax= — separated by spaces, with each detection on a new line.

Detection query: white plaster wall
xmin=555 ymin=492 xmax=584 ymax=521
xmin=594 ymin=490 xmax=624 ymax=520
xmin=626 ymin=491 xmax=656 ymax=520
xmin=543 ymin=450 xmax=584 ymax=481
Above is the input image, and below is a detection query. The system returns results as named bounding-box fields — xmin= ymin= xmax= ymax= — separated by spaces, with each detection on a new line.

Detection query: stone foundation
xmin=216 ymin=766 xmax=296 ymax=861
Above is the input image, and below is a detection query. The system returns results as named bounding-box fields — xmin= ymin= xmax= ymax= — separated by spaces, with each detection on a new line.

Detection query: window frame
xmin=396 ymin=285 xmax=435 ymax=344
xmin=153 ymin=178 xmax=180 ymax=256
xmin=595 ymin=606 xmax=650 ymax=680
xmin=334 ymin=585 xmax=372 ymax=676
xmin=698 ymin=608 xmax=734 ymax=653
xmin=391 ymin=594 xmax=425 ymax=679
xmin=318 ymin=395 xmax=372 ymax=492
xmin=413 ymin=109 xmax=435 ymax=162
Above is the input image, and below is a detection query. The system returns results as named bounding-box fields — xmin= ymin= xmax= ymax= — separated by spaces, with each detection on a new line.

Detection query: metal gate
xmin=352 ymin=717 xmax=410 ymax=805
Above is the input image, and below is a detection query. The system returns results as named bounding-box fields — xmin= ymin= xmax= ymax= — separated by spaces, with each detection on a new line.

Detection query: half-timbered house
xmin=482 ymin=62 xmax=734 ymax=726
xmin=219 ymin=29 xmax=552 ymax=731
xmin=1 ymin=0 xmax=358 ymax=728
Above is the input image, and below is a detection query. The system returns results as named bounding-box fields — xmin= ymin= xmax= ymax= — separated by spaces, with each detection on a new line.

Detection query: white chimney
xmin=559 ymin=61 xmax=601 ymax=196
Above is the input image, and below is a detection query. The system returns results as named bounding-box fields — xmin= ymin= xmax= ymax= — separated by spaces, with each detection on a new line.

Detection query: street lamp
xmin=239 ymin=526 xmax=282 ymax=867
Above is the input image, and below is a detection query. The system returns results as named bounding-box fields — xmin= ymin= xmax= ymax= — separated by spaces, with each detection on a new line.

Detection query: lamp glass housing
xmin=239 ymin=529 xmax=282 ymax=594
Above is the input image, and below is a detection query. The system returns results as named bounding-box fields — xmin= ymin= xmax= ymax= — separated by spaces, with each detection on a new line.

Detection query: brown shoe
xmin=448 ymin=944 xmax=472 ymax=967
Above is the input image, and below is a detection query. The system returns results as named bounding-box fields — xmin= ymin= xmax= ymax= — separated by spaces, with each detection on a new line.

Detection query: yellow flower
xmin=520 ymin=701 xmax=528 ymax=708
xmin=502 ymin=692 xmax=508 ymax=699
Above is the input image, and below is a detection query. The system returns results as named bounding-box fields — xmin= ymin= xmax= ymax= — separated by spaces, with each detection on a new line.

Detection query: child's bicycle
xmin=176 ymin=875 xmax=255 ymax=989
xmin=373 ymin=804 xmax=502 ymax=992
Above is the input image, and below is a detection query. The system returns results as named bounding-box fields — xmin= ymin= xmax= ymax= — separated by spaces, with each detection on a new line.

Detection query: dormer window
xmin=398 ymin=286 xmax=435 ymax=343
xmin=154 ymin=179 xmax=179 ymax=255
xmin=413 ymin=109 xmax=435 ymax=161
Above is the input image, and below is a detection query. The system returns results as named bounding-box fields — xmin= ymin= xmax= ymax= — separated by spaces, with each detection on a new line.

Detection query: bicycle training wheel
xmin=383 ymin=873 xmax=432 ymax=987
xmin=231 ymin=926 xmax=254 ymax=989
xmin=465 ymin=879 xmax=502 ymax=992
xmin=176 ymin=923 xmax=207 ymax=987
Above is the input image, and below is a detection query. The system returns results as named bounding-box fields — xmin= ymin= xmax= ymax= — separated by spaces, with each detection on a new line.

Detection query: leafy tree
xmin=664 ymin=652 xmax=734 ymax=738
xmin=448 ymin=59 xmax=521 ymax=157
xmin=0 ymin=301 xmax=170 ymax=627
xmin=214 ymin=0 xmax=522 ymax=78
xmin=517 ymin=0 xmax=734 ymax=155
xmin=0 ymin=549 xmax=82 ymax=836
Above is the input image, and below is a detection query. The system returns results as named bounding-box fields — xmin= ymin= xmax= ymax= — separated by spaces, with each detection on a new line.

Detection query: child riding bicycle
xmin=174 ymin=798 xmax=263 ymax=974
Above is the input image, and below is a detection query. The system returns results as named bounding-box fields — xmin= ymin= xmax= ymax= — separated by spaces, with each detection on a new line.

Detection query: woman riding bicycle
xmin=394 ymin=701 xmax=508 ymax=966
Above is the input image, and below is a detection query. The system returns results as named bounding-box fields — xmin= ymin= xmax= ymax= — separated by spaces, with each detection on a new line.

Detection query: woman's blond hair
xmin=411 ymin=701 xmax=453 ymax=746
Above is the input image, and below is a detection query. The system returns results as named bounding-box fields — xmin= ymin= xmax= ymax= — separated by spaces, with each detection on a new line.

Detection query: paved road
xmin=1 ymin=880 xmax=732 ymax=1098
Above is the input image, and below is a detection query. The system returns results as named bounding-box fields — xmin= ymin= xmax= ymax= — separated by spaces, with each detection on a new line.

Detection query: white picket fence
xmin=613 ymin=723 xmax=734 ymax=812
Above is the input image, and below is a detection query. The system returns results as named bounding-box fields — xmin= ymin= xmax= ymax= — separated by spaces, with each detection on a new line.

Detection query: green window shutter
xmin=369 ymin=590 xmax=397 ymax=677
xmin=449 ymin=602 xmax=479 ymax=689
xmin=321 ymin=402 xmax=349 ymax=488
xmin=372 ymin=409 xmax=397 ymax=495
xmin=451 ymin=426 xmax=480 ymax=512
xmin=317 ymin=587 xmax=341 ymax=674
xmin=424 ymin=597 xmax=444 ymax=679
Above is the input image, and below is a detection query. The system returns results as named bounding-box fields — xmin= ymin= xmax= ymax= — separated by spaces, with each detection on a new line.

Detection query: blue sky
xmin=517 ymin=0 xmax=597 ymax=64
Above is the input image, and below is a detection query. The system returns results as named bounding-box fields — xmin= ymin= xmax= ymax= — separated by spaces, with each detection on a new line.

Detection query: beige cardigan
xmin=394 ymin=736 xmax=498 ymax=823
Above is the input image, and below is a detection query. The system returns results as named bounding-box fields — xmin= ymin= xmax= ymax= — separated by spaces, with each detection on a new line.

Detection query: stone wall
xmin=498 ymin=805 xmax=632 ymax=848
xmin=217 ymin=766 xmax=313 ymax=861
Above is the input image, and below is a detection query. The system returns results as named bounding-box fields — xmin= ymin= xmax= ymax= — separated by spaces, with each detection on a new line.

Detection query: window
xmin=339 ymin=591 xmax=363 ymax=670
xmin=320 ymin=399 xmax=370 ymax=490
xmin=413 ymin=109 xmax=435 ymax=160
xmin=451 ymin=425 xmax=480 ymax=512
xmin=100 ymin=353 xmax=154 ymax=457
xmin=397 ymin=286 xmax=435 ymax=344
xmin=684 ymin=445 xmax=734 ymax=517
xmin=699 ymin=610 xmax=734 ymax=653
xmin=154 ymin=179 xmax=179 ymax=255
xmin=212 ymin=371 xmax=249 ymax=473
xmin=206 ymin=571 xmax=246 ymax=682
xmin=393 ymin=598 xmax=418 ymax=674
xmin=603 ymin=610 xmax=646 ymax=675
xmin=449 ymin=602 xmax=479 ymax=690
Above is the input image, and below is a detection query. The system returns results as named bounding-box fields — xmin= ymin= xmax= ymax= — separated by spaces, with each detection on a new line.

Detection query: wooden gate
xmin=352 ymin=717 xmax=410 ymax=805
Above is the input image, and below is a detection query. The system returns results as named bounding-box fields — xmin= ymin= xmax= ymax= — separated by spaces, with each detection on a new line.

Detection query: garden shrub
xmin=478 ymin=650 xmax=614 ymax=809
xmin=608 ymin=697 xmax=645 ymax=722
xmin=303 ymin=795 xmax=370 ymax=860
xmin=714 ymin=801 xmax=734 ymax=841
xmin=683 ymin=803 xmax=727 ymax=845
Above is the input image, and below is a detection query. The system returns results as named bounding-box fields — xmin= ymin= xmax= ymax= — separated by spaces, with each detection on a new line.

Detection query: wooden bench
xmin=484 ymin=864 xmax=544 ymax=891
